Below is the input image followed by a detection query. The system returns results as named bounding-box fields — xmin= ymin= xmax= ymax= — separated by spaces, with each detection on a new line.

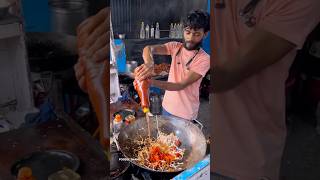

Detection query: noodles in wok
xmin=133 ymin=131 xmax=185 ymax=172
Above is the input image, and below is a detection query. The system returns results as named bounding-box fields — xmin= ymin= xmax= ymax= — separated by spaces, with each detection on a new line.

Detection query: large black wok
xmin=117 ymin=115 xmax=207 ymax=173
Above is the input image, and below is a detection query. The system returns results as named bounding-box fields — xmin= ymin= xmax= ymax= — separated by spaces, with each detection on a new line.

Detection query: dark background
xmin=111 ymin=0 xmax=207 ymax=39
xmin=111 ymin=0 xmax=208 ymax=65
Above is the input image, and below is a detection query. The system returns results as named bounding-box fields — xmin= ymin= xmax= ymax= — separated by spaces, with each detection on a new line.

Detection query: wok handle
xmin=192 ymin=119 xmax=203 ymax=130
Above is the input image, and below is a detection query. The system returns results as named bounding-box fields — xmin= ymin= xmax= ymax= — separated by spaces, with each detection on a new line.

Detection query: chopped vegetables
xmin=17 ymin=167 xmax=36 ymax=180
xmin=134 ymin=132 xmax=185 ymax=172
xmin=114 ymin=114 xmax=122 ymax=122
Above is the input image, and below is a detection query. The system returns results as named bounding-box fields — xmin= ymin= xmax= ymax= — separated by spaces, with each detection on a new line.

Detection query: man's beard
xmin=183 ymin=41 xmax=202 ymax=50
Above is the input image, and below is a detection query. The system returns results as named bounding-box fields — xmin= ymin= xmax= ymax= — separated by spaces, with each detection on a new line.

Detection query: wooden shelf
xmin=123 ymin=38 xmax=183 ymax=42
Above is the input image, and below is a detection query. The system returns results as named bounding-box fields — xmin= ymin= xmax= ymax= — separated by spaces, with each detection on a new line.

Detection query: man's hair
xmin=183 ymin=10 xmax=210 ymax=33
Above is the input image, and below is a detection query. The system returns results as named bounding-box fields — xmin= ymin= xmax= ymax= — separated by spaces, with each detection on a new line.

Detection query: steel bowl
xmin=126 ymin=61 xmax=138 ymax=73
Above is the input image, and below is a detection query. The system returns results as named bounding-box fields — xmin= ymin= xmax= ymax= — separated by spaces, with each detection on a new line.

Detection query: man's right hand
xmin=134 ymin=63 xmax=155 ymax=81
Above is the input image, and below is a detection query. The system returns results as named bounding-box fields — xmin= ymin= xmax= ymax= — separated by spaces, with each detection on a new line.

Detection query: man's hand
xmin=135 ymin=44 xmax=169 ymax=80
xmin=74 ymin=7 xmax=110 ymax=149
xmin=134 ymin=63 xmax=155 ymax=81
xmin=74 ymin=61 xmax=87 ymax=92
xmin=74 ymin=7 xmax=110 ymax=92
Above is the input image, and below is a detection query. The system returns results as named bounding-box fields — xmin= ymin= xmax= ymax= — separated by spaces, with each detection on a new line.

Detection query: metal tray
xmin=11 ymin=150 xmax=80 ymax=179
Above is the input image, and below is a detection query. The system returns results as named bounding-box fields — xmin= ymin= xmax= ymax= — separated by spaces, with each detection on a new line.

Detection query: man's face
xmin=183 ymin=27 xmax=206 ymax=50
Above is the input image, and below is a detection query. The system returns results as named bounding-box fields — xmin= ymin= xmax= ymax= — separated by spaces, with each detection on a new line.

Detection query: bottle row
xmin=139 ymin=22 xmax=184 ymax=39
xmin=140 ymin=22 xmax=160 ymax=39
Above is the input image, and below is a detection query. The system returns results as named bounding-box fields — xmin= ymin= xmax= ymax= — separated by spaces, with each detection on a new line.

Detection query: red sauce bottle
xmin=134 ymin=79 xmax=150 ymax=113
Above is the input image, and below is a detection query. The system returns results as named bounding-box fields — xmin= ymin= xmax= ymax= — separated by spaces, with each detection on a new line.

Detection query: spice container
xmin=125 ymin=115 xmax=135 ymax=125
xmin=113 ymin=114 xmax=123 ymax=134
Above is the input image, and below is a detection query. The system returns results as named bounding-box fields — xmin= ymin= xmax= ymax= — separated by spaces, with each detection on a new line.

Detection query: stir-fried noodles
xmin=133 ymin=131 xmax=185 ymax=172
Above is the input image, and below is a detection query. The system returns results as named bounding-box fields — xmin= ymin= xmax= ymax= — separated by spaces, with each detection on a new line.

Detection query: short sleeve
xmin=189 ymin=52 xmax=211 ymax=77
xmin=164 ymin=41 xmax=182 ymax=56
xmin=258 ymin=0 xmax=320 ymax=49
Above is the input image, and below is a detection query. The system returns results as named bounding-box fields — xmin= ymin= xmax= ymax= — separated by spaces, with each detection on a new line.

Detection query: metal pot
xmin=126 ymin=61 xmax=138 ymax=73
xmin=49 ymin=0 xmax=88 ymax=35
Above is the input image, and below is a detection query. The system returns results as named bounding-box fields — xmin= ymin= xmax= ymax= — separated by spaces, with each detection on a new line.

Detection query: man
xmin=74 ymin=7 xmax=109 ymax=149
xmin=210 ymin=0 xmax=320 ymax=179
xmin=135 ymin=10 xmax=210 ymax=120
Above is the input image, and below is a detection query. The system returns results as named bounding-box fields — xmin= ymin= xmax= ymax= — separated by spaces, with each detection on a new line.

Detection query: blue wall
xmin=202 ymin=0 xmax=210 ymax=55
xmin=21 ymin=0 xmax=50 ymax=32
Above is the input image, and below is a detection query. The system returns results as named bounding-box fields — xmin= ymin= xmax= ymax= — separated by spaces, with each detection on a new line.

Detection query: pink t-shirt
xmin=162 ymin=42 xmax=210 ymax=120
xmin=212 ymin=0 xmax=320 ymax=180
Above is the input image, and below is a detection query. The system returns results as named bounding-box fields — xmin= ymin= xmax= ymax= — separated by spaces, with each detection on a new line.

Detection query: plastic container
xmin=150 ymin=25 xmax=154 ymax=38
xmin=114 ymin=39 xmax=126 ymax=73
xmin=125 ymin=114 xmax=135 ymax=125
xmin=155 ymin=22 xmax=160 ymax=39
xmin=113 ymin=114 xmax=123 ymax=134
xmin=139 ymin=22 xmax=145 ymax=39
xmin=169 ymin=23 xmax=173 ymax=38
xmin=145 ymin=24 xmax=150 ymax=39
